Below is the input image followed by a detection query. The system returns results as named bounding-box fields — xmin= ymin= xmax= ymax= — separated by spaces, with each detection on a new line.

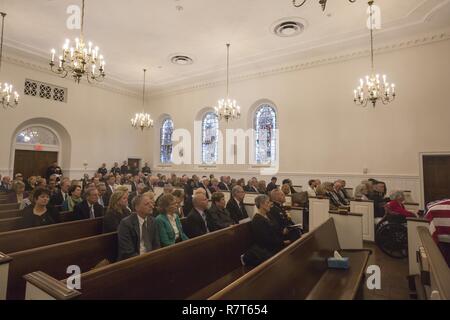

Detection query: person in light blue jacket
xmin=155 ymin=194 xmax=189 ymax=247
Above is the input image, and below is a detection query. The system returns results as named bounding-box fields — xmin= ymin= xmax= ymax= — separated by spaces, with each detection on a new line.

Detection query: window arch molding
xmin=160 ymin=116 xmax=174 ymax=164
xmin=248 ymin=99 xmax=279 ymax=165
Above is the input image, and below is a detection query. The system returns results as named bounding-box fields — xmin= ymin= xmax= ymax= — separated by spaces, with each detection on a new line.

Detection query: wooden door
xmin=128 ymin=158 xmax=140 ymax=170
xmin=423 ymin=155 xmax=450 ymax=205
xmin=14 ymin=150 xmax=58 ymax=180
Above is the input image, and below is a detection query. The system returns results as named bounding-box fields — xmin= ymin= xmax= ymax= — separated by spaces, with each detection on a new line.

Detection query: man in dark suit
xmin=266 ymin=177 xmax=278 ymax=193
xmin=74 ymin=187 xmax=104 ymax=220
xmin=0 ymin=176 xmax=13 ymax=193
xmin=368 ymin=181 xmax=388 ymax=218
xmin=97 ymin=163 xmax=108 ymax=176
xmin=218 ymin=176 xmax=231 ymax=191
xmin=141 ymin=162 xmax=151 ymax=175
xmin=268 ymin=189 xmax=300 ymax=242
xmin=131 ymin=175 xmax=141 ymax=193
xmin=129 ymin=163 xmax=139 ymax=176
xmin=104 ymin=175 xmax=116 ymax=207
xmin=244 ymin=177 xmax=259 ymax=193
xmin=198 ymin=177 xmax=211 ymax=199
xmin=120 ymin=161 xmax=129 ymax=175
xmin=117 ymin=194 xmax=160 ymax=261
xmin=206 ymin=192 xmax=235 ymax=231
xmin=49 ymin=179 xmax=70 ymax=207
xmin=111 ymin=162 xmax=121 ymax=175
xmin=46 ymin=161 xmax=62 ymax=180
xmin=226 ymin=186 xmax=249 ymax=223
xmin=184 ymin=193 xmax=210 ymax=239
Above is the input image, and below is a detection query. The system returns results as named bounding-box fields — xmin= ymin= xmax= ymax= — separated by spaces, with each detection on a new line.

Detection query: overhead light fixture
xmin=131 ymin=69 xmax=154 ymax=131
xmin=214 ymin=43 xmax=240 ymax=123
xmin=353 ymin=1 xmax=396 ymax=107
xmin=0 ymin=12 xmax=19 ymax=108
xmin=50 ymin=0 xmax=105 ymax=83
xmin=293 ymin=0 xmax=357 ymax=11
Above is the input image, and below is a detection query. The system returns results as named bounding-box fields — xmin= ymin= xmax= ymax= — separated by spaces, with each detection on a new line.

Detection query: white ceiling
xmin=2 ymin=0 xmax=450 ymax=93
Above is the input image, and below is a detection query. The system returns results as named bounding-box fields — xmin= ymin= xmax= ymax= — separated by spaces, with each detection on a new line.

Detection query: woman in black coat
xmin=22 ymin=188 xmax=59 ymax=229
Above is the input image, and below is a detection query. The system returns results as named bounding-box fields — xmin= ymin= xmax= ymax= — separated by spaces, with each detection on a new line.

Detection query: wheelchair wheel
xmin=375 ymin=223 xmax=408 ymax=259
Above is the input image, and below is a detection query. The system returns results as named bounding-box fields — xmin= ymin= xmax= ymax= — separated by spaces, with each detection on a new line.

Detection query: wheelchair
xmin=375 ymin=209 xmax=408 ymax=259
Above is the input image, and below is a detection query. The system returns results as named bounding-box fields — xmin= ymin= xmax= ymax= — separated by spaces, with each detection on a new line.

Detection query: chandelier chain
xmin=226 ymin=43 xmax=230 ymax=98
xmin=142 ymin=68 xmax=146 ymax=108
xmin=369 ymin=1 xmax=374 ymax=72
xmin=81 ymin=0 xmax=85 ymax=39
xmin=0 ymin=12 xmax=5 ymax=71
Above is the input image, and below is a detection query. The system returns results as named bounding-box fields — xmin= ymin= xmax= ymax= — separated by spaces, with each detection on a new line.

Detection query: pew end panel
xmin=309 ymin=197 xmax=330 ymax=231
xmin=24 ymin=271 xmax=81 ymax=300
xmin=407 ymin=218 xmax=430 ymax=276
xmin=350 ymin=200 xmax=375 ymax=242
xmin=416 ymin=226 xmax=450 ymax=300
xmin=329 ymin=212 xmax=363 ymax=250
xmin=0 ymin=252 xmax=12 ymax=300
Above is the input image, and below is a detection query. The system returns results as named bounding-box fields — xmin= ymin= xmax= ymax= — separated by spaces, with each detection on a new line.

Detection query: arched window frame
xmin=160 ymin=117 xmax=174 ymax=164
xmin=201 ymin=112 xmax=219 ymax=164
xmin=254 ymin=104 xmax=277 ymax=164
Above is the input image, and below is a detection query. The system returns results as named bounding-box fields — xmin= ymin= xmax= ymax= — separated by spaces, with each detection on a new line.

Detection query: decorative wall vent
xmin=24 ymin=79 xmax=67 ymax=103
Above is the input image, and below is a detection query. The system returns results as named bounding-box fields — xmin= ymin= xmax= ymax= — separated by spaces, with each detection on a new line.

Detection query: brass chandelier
xmin=214 ymin=43 xmax=241 ymax=123
xmin=353 ymin=1 xmax=396 ymax=107
xmin=50 ymin=0 xmax=105 ymax=83
xmin=293 ymin=0 xmax=357 ymax=11
xmin=0 ymin=12 xmax=19 ymax=108
xmin=131 ymin=69 xmax=154 ymax=131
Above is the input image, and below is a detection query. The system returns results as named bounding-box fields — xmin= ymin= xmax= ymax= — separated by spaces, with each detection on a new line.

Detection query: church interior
xmin=0 ymin=0 xmax=449 ymax=302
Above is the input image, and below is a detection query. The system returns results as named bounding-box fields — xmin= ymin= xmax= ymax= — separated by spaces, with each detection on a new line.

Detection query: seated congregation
xmin=0 ymin=161 xmax=449 ymax=300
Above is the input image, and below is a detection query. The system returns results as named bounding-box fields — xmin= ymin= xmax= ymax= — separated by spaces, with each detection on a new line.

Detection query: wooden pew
xmin=209 ymin=218 xmax=370 ymax=300
xmin=0 ymin=203 xmax=20 ymax=211
xmin=0 ymin=232 xmax=117 ymax=300
xmin=0 ymin=217 xmax=24 ymax=233
xmin=24 ymin=223 xmax=255 ymax=300
xmin=329 ymin=211 xmax=363 ymax=249
xmin=308 ymin=196 xmax=330 ymax=230
xmin=350 ymin=200 xmax=375 ymax=242
xmin=0 ymin=217 xmax=103 ymax=254
xmin=0 ymin=210 xmax=75 ymax=233
xmin=415 ymin=226 xmax=450 ymax=300
xmin=0 ymin=209 xmax=22 ymax=219
xmin=407 ymin=217 xmax=430 ymax=276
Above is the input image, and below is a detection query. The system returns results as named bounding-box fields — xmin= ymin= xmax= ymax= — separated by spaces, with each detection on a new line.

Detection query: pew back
xmin=0 ymin=203 xmax=20 ymax=211
xmin=68 ymin=223 xmax=253 ymax=299
xmin=417 ymin=226 xmax=450 ymax=300
xmin=210 ymin=218 xmax=369 ymax=300
xmin=5 ymin=232 xmax=117 ymax=300
xmin=0 ymin=217 xmax=103 ymax=254
xmin=350 ymin=200 xmax=375 ymax=241
xmin=210 ymin=218 xmax=342 ymax=300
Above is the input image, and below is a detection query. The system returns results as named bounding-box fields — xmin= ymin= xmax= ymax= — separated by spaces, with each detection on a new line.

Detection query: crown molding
xmin=3 ymin=52 xmax=141 ymax=99
xmin=148 ymin=28 xmax=450 ymax=98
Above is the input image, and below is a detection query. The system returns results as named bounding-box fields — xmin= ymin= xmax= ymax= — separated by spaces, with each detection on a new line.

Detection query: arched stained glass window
xmin=201 ymin=112 xmax=219 ymax=164
xmin=160 ymin=118 xmax=174 ymax=163
xmin=16 ymin=126 xmax=58 ymax=146
xmin=254 ymin=104 xmax=277 ymax=164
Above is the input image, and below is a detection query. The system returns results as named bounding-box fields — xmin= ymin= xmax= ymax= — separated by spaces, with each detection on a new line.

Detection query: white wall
xmin=1 ymin=39 xmax=449 ymax=207
xmin=147 ymin=39 xmax=450 ymax=206
xmin=0 ymin=59 xmax=151 ymax=179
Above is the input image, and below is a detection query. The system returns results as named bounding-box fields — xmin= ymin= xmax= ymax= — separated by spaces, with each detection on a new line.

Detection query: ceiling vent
xmin=272 ymin=17 xmax=307 ymax=37
xmin=170 ymin=55 xmax=194 ymax=65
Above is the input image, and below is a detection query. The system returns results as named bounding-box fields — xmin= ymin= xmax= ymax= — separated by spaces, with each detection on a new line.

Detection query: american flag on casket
xmin=424 ymin=199 xmax=450 ymax=244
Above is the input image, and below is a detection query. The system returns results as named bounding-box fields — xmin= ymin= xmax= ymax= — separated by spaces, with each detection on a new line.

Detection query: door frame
xmin=419 ymin=151 xmax=450 ymax=210
xmin=10 ymin=124 xmax=62 ymax=177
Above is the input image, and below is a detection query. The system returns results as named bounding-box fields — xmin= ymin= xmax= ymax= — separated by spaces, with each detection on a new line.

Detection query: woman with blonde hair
xmin=7 ymin=180 xmax=29 ymax=204
xmin=155 ymin=194 xmax=188 ymax=247
xmin=102 ymin=186 xmax=131 ymax=233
